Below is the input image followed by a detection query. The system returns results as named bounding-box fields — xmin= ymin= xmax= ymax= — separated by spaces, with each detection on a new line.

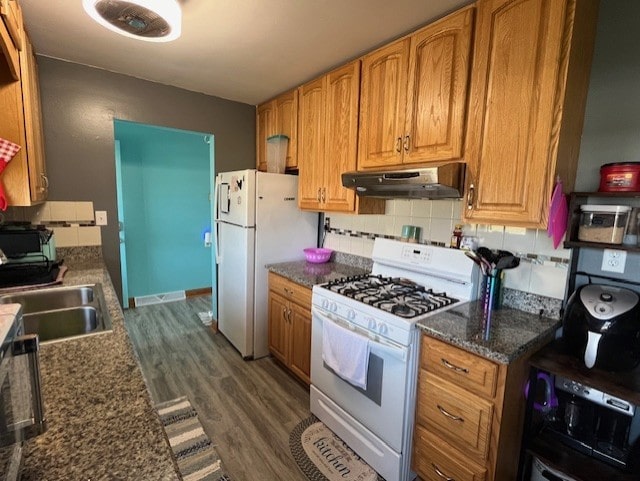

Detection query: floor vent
xmin=134 ymin=290 xmax=186 ymax=307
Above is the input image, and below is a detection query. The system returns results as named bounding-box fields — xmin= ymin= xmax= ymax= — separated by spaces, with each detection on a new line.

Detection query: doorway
xmin=114 ymin=120 xmax=216 ymax=315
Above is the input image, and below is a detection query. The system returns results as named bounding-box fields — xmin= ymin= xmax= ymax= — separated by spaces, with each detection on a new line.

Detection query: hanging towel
xmin=547 ymin=178 xmax=568 ymax=249
xmin=322 ymin=319 xmax=371 ymax=389
xmin=0 ymin=137 xmax=21 ymax=211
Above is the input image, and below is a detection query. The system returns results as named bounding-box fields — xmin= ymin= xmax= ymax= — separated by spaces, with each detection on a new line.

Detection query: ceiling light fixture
xmin=82 ymin=0 xmax=182 ymax=42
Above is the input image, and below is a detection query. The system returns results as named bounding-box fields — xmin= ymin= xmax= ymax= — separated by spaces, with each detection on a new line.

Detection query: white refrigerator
xmin=214 ymin=169 xmax=318 ymax=359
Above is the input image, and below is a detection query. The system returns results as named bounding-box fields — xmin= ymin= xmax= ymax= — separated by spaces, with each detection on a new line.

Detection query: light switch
xmin=95 ymin=211 xmax=108 ymax=226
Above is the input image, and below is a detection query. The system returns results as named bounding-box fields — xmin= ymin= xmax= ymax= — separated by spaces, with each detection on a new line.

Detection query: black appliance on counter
xmin=0 ymin=225 xmax=59 ymax=289
xmin=562 ymin=283 xmax=640 ymax=371
xmin=540 ymin=375 xmax=640 ymax=472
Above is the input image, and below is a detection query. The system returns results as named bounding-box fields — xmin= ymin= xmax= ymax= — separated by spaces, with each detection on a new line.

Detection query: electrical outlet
xmin=601 ymin=249 xmax=626 ymax=273
xmin=95 ymin=211 xmax=108 ymax=226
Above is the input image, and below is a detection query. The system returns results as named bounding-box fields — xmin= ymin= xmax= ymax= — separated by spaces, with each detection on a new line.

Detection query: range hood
xmin=342 ymin=163 xmax=465 ymax=199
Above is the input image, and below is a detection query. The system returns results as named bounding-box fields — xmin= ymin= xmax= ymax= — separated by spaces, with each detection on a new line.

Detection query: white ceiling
xmin=20 ymin=0 xmax=470 ymax=106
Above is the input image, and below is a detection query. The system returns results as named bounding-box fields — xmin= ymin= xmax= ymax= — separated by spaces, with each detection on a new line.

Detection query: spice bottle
xmin=450 ymin=224 xmax=463 ymax=249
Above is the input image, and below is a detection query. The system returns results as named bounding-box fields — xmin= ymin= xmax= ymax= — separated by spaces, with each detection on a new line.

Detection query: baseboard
xmin=127 ymin=287 xmax=213 ymax=308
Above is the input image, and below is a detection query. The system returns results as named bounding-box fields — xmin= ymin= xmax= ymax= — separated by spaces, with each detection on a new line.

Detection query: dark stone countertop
xmin=266 ymin=260 xmax=370 ymax=288
xmin=20 ymin=255 xmax=179 ymax=480
xmin=417 ymin=301 xmax=561 ymax=364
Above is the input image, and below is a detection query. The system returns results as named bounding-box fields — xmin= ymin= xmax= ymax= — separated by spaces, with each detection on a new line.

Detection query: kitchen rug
xmin=155 ymin=396 xmax=232 ymax=481
xmin=289 ymin=415 xmax=384 ymax=481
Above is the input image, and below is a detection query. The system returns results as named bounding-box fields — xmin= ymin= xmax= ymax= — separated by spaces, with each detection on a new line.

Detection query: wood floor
xmin=124 ymin=295 xmax=310 ymax=481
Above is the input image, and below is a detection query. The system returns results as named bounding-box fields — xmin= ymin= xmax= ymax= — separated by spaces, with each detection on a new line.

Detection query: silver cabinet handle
xmin=282 ymin=306 xmax=288 ymax=321
xmin=441 ymin=358 xmax=469 ymax=374
xmin=466 ymin=183 xmax=475 ymax=210
xmin=321 ymin=187 xmax=326 ymax=203
xmin=403 ymin=134 xmax=410 ymax=152
xmin=437 ymin=404 xmax=464 ymax=422
xmin=286 ymin=308 xmax=292 ymax=323
xmin=396 ymin=137 xmax=402 ymax=153
xmin=432 ymin=463 xmax=455 ymax=481
xmin=317 ymin=188 xmax=322 ymax=203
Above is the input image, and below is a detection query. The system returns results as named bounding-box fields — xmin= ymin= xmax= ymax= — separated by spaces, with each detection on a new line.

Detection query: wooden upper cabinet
xmin=322 ymin=62 xmax=360 ymax=212
xmin=275 ymin=90 xmax=298 ymax=169
xmin=297 ymin=77 xmax=325 ymax=210
xmin=404 ymin=6 xmax=473 ymax=165
xmin=256 ymin=88 xmax=299 ymax=172
xmin=0 ymin=30 xmax=47 ymax=207
xmin=21 ymin=35 xmax=47 ymax=203
xmin=256 ymin=100 xmax=276 ymax=172
xmin=0 ymin=0 xmax=23 ymax=80
xmin=358 ymin=39 xmax=409 ymax=169
xmin=297 ymin=61 xmax=383 ymax=214
xmin=463 ymin=0 xmax=599 ymax=228
xmin=358 ymin=6 xmax=474 ymax=170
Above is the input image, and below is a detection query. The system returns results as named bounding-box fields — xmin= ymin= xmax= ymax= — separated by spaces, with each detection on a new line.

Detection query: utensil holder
xmin=481 ymin=270 xmax=503 ymax=312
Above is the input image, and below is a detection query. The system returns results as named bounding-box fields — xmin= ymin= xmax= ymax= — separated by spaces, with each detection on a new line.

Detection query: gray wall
xmin=37 ymin=57 xmax=255 ymax=301
xmin=575 ymin=1 xmax=640 ymax=190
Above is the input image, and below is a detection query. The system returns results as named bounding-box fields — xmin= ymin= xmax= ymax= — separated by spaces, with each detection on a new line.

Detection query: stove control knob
xmin=321 ymin=299 xmax=329 ymax=309
xmin=367 ymin=318 xmax=377 ymax=330
xmin=378 ymin=323 xmax=388 ymax=336
xmin=347 ymin=309 xmax=356 ymax=321
xmin=330 ymin=302 xmax=338 ymax=312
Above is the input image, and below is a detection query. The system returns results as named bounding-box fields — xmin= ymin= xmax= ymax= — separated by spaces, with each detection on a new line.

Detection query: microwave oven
xmin=0 ymin=305 xmax=47 ymax=481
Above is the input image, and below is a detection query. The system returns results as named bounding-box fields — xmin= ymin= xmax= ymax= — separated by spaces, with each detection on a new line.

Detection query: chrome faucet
xmin=0 ymin=248 xmax=7 ymax=265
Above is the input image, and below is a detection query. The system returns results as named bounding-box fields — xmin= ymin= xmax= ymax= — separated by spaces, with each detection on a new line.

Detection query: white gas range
xmin=310 ymin=238 xmax=480 ymax=481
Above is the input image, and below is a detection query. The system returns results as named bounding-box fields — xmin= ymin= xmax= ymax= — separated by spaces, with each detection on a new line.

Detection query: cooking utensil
xmin=495 ymin=255 xmax=520 ymax=270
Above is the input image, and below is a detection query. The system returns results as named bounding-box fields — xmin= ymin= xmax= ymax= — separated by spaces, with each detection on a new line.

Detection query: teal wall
xmin=115 ymin=120 xmax=214 ymax=298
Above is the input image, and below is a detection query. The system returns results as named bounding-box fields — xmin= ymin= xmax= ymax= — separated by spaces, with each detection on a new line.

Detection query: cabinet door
xmin=256 ymin=100 xmax=276 ymax=172
xmin=289 ymin=301 xmax=311 ymax=384
xmin=20 ymin=36 xmax=47 ymax=203
xmin=298 ymin=78 xmax=325 ymax=210
xmin=0 ymin=0 xmax=21 ymax=80
xmin=358 ymin=38 xmax=410 ymax=169
xmin=417 ymin=371 xmax=493 ymax=462
xmin=404 ymin=7 xmax=473 ymax=165
xmin=413 ymin=425 xmax=486 ymax=481
xmin=464 ymin=0 xmax=570 ymax=226
xmin=268 ymin=291 xmax=290 ymax=365
xmin=323 ymin=61 xmax=359 ymax=212
xmin=276 ymin=89 xmax=298 ymax=169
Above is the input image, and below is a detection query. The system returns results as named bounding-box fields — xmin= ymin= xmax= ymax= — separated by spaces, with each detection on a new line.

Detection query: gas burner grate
xmin=325 ymin=275 xmax=458 ymax=318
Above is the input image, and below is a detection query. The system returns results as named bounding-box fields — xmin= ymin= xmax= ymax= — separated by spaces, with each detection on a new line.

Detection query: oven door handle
xmin=313 ymin=307 xmax=408 ymax=362
xmin=12 ymin=334 xmax=47 ymax=441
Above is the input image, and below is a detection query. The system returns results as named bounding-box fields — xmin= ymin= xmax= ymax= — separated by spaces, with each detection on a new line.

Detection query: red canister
xmin=599 ymin=162 xmax=640 ymax=192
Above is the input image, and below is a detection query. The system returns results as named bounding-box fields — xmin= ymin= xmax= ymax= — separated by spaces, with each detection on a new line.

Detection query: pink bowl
xmin=304 ymin=247 xmax=333 ymax=264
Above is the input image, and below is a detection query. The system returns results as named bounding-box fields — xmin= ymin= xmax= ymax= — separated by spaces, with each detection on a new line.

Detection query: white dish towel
xmin=322 ymin=319 xmax=371 ymax=389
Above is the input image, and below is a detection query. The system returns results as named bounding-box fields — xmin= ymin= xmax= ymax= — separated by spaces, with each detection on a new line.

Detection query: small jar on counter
xmin=450 ymin=224 xmax=463 ymax=249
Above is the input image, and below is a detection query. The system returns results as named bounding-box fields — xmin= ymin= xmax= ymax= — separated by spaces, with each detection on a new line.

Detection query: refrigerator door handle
xmin=213 ymin=174 xmax=222 ymax=264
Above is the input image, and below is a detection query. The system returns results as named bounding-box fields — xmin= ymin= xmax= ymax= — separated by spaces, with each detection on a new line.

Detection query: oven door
xmin=310 ymin=306 xmax=411 ymax=451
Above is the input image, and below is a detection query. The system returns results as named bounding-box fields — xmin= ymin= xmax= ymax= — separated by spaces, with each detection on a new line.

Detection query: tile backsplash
xmin=323 ymin=199 xmax=571 ymax=300
xmin=2 ymin=201 xmax=102 ymax=247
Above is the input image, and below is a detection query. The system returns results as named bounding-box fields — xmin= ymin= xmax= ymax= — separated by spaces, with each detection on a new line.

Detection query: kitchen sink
xmin=0 ymin=284 xmax=112 ymax=343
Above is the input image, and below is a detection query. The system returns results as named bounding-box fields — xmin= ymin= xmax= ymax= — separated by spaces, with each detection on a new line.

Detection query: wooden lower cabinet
xmin=413 ymin=335 xmax=538 ymax=481
xmin=267 ymin=272 xmax=312 ymax=384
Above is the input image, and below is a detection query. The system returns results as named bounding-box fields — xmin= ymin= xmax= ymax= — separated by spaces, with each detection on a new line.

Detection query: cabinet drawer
xmin=268 ymin=272 xmax=311 ymax=308
xmin=417 ymin=371 xmax=493 ymax=461
xmin=421 ymin=335 xmax=498 ymax=398
xmin=413 ymin=425 xmax=486 ymax=481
